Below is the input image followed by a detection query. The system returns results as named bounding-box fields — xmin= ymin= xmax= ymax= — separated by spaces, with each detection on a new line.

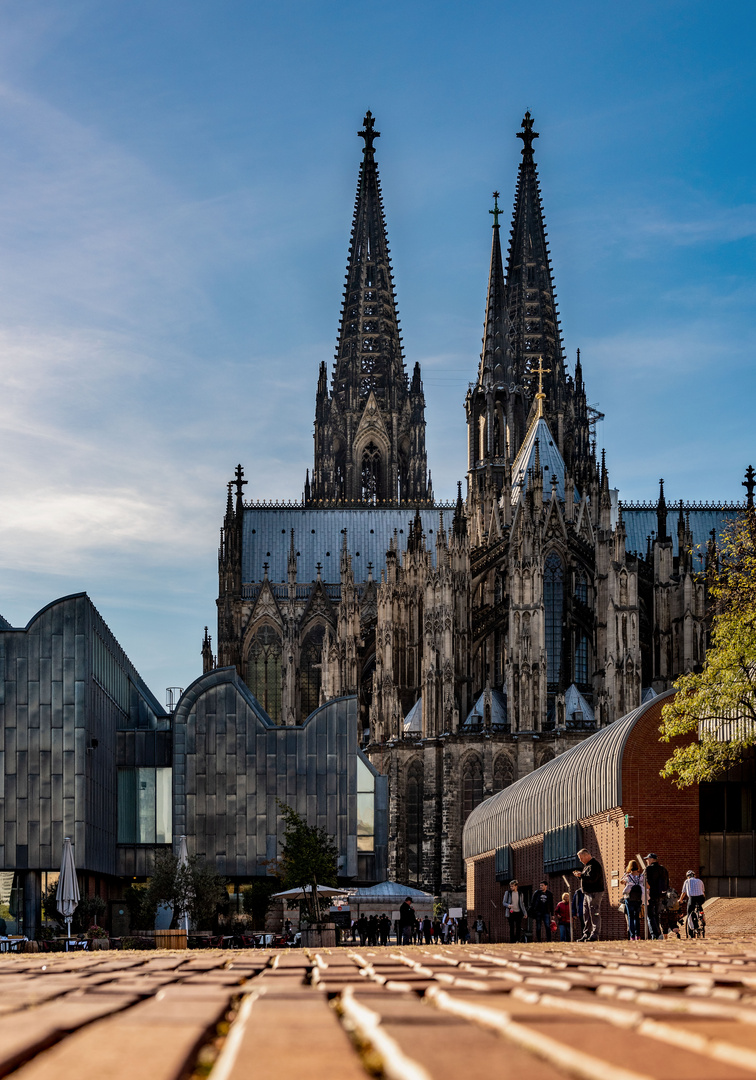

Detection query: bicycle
xmin=685 ymin=904 xmax=706 ymax=939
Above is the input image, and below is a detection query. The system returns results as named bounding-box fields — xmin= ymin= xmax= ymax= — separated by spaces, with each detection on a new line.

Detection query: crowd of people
xmin=350 ymin=903 xmax=472 ymax=946
xmin=345 ymin=850 xmax=707 ymax=946
xmin=498 ymin=849 xmax=707 ymax=943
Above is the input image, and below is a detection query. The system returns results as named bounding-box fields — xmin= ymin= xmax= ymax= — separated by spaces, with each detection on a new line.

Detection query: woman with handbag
xmin=620 ymin=859 xmax=644 ymax=940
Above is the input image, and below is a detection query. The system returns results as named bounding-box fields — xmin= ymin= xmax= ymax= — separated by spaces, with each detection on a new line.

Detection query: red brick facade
xmin=465 ymin=696 xmax=699 ymax=941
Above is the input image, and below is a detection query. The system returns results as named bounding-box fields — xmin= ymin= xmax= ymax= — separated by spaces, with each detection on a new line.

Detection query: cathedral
xmin=210 ymin=111 xmax=747 ymax=900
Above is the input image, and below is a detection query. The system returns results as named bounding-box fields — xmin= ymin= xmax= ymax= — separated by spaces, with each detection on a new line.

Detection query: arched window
xmin=575 ymin=569 xmax=588 ymax=604
xmin=575 ymin=632 xmax=589 ymax=685
xmin=544 ymin=552 xmax=564 ymax=686
xmin=492 ymin=755 xmax=514 ymax=795
xmin=462 ymin=756 xmax=484 ymax=820
xmin=361 ymin=443 xmax=382 ymax=502
xmin=406 ymin=763 xmax=423 ymax=884
xmin=301 ymin=624 xmax=326 ymax=718
xmin=245 ymin=626 xmax=283 ymax=723
xmin=535 ymin=746 xmax=555 ymax=769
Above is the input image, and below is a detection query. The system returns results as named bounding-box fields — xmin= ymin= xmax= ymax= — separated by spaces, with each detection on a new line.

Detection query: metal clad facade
xmin=172 ymin=670 xmax=385 ymax=878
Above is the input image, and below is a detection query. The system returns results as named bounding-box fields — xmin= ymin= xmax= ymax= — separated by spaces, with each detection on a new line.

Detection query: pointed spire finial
xmin=489 ymin=190 xmax=502 ymax=228
xmin=517 ymin=111 xmax=539 ymax=158
xmin=743 ymin=464 xmax=755 ymax=509
xmin=358 ymin=110 xmax=380 ymax=155
xmin=532 ymin=355 xmax=551 ymax=418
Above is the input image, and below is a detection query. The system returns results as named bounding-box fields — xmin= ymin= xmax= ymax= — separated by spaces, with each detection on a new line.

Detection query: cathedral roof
xmin=564 ymin=684 xmax=595 ymax=729
xmin=403 ymin=698 xmax=422 ymax=733
xmin=510 ymin=414 xmax=577 ymax=505
xmin=242 ymin=505 xmax=451 ymax=584
xmin=463 ymin=689 xmax=507 ymax=727
xmin=621 ymin=506 xmax=741 ymax=567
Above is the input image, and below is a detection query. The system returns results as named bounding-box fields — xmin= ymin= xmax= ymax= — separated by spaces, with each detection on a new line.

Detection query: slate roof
xmin=621 ymin=508 xmax=741 ymax=567
xmin=464 ymin=689 xmax=508 ymax=727
xmin=242 ymin=506 xmax=453 ymax=584
xmin=0 ymin=613 xmax=12 ymax=630
xmin=510 ymin=415 xmax=579 ymax=505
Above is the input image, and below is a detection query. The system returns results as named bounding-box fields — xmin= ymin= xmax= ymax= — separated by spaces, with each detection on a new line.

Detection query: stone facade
xmin=212 ymin=111 xmax=746 ymax=898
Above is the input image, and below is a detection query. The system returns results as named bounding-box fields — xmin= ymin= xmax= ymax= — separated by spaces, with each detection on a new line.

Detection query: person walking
xmin=378 ymin=913 xmax=390 ymax=946
xmin=529 ymin=881 xmax=555 ymax=942
xmin=422 ymin=915 xmax=433 ymax=944
xmin=399 ymin=897 xmax=415 ymax=945
xmin=502 ymin=880 xmax=528 ymax=943
xmin=643 ymin=853 xmax=669 ymax=940
xmin=620 ymin=859 xmax=644 ymax=940
xmin=458 ymin=915 xmax=470 ymax=943
xmin=357 ymin=914 xmax=368 ymax=947
xmin=555 ymin=892 xmax=571 ymax=941
xmin=472 ymin=913 xmax=487 ymax=943
xmin=573 ymin=848 xmax=605 ymax=941
xmin=571 ymin=886 xmax=585 ymax=938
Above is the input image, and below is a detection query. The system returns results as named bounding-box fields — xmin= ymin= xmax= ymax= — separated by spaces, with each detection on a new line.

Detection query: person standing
xmin=378 ymin=913 xmax=390 ymax=946
xmin=422 ymin=915 xmax=432 ymax=944
xmin=458 ymin=915 xmax=469 ymax=943
xmin=555 ymin=892 xmax=571 ymax=942
xmin=472 ymin=913 xmax=487 ymax=943
xmin=399 ymin=897 xmax=415 ymax=945
xmin=573 ymin=848 xmax=605 ymax=941
xmin=571 ymin=886 xmax=585 ymax=938
xmin=643 ymin=853 xmax=669 ymax=940
xmin=620 ymin=859 xmax=644 ymax=940
xmin=502 ymin=880 xmax=528 ymax=943
xmin=529 ymin=881 xmax=555 ymax=942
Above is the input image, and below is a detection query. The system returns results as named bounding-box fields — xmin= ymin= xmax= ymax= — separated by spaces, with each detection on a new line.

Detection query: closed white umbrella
xmin=177 ymin=835 xmax=190 ymax=933
xmin=56 ymin=837 xmax=80 ymax=942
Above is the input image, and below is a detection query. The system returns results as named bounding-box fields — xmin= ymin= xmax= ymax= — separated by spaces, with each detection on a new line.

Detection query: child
xmin=555 ymin=892 xmax=571 ymax=941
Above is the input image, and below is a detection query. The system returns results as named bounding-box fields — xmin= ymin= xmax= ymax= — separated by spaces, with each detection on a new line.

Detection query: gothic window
xmin=335 ymin=452 xmax=346 ymax=499
xmin=301 ymin=624 xmax=326 ymax=718
xmin=462 ymin=756 xmax=484 ymax=821
xmin=492 ymin=755 xmax=514 ymax=795
xmin=361 ymin=442 xmax=382 ymax=501
xmin=362 ymin=338 xmax=376 ymax=351
xmin=535 ymin=746 xmax=555 ymax=769
xmin=575 ymin=632 xmax=589 ymax=685
xmin=575 ymin=569 xmax=588 ymax=604
xmin=245 ymin=625 xmax=283 ymax=723
xmin=360 ymin=377 xmax=379 ymax=398
xmin=362 ymin=354 xmax=377 ymax=373
xmin=620 ymin=571 xmax=628 ymax=606
xmin=406 ymin=763 xmax=423 ymax=884
xmin=544 ymin=552 xmax=564 ymax=686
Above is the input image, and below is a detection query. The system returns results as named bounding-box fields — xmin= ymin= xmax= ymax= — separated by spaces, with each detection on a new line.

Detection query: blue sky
xmin=0 ymin=0 xmax=754 ymax=696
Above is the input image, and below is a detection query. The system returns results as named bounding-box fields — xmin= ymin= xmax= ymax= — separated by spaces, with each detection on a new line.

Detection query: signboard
xmin=391 ymin=910 xmax=401 ymax=921
xmin=448 ymin=907 xmax=463 ymax=918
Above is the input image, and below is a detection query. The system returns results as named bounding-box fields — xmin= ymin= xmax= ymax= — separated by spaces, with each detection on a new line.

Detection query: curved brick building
xmin=463 ymin=691 xmax=699 ymax=940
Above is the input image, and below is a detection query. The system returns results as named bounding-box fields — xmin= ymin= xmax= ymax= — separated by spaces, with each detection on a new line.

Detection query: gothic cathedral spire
xmin=506 ymin=112 xmax=567 ymax=427
xmin=307 ymin=112 xmax=431 ymax=506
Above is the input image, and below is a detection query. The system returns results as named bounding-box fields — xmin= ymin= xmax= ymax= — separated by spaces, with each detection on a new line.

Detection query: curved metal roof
xmin=462 ymin=690 xmax=675 ymax=860
xmin=348 ymin=881 xmax=434 ymax=900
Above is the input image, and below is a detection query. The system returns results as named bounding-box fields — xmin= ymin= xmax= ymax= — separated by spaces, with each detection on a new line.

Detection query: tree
xmin=140 ymin=851 xmax=228 ymax=930
xmin=660 ymin=508 xmax=756 ymax=786
xmin=277 ymin=799 xmax=338 ymax=923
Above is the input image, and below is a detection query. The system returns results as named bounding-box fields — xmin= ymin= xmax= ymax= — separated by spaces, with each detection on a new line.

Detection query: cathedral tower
xmin=307 ymin=112 xmax=431 ymax=506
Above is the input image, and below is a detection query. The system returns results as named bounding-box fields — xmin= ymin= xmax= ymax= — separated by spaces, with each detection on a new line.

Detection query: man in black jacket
xmin=644 ymin=853 xmax=669 ymax=940
xmin=573 ymin=848 xmax=605 ymax=941
xmin=398 ymin=898 xmax=415 ymax=945
xmin=529 ymin=881 xmax=554 ymax=942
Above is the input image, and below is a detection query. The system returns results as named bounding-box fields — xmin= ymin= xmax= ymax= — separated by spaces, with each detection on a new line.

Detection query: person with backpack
xmin=680 ymin=870 xmax=706 ymax=936
xmin=660 ymin=888 xmax=681 ymax=939
xmin=620 ymin=859 xmax=644 ymax=939
xmin=643 ymin=853 xmax=670 ymax=940
xmin=472 ymin=913 xmax=487 ymax=943
xmin=502 ymin=879 xmax=528 ymax=942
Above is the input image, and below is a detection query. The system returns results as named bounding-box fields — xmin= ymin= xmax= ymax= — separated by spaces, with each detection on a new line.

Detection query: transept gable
xmin=354 ymin=389 xmax=391 ymax=452
xmin=300 ymin=579 xmax=336 ymax=627
xmin=248 ymin=577 xmax=284 ymax=629
xmin=575 ymin=496 xmax=595 ymax=546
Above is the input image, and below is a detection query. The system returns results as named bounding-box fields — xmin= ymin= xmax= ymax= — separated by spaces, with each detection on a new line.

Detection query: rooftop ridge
xmin=620 ymin=500 xmax=745 ymax=512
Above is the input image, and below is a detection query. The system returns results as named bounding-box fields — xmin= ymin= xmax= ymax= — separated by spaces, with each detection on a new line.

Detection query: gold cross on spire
xmin=489 ymin=191 xmax=502 ymax=227
xmin=532 ymin=356 xmax=550 ymax=418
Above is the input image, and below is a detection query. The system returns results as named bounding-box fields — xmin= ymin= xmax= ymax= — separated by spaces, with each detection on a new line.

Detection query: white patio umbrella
xmin=56 ymin=837 xmax=80 ymax=941
xmin=271 ymin=885 xmax=348 ymax=900
xmin=177 ymin=835 xmax=190 ymax=933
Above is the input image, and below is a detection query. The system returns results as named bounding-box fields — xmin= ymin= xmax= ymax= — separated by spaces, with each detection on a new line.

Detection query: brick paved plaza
xmin=5 ymin=941 xmax=756 ymax=1079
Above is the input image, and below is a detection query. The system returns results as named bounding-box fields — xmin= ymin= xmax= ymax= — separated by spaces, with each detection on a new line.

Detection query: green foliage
xmin=86 ymin=923 xmax=109 ymax=939
xmin=241 ymin=878 xmax=280 ymax=929
xmin=661 ymin=509 xmax=756 ymax=786
xmin=123 ymin=883 xmax=153 ymax=931
xmin=139 ymin=851 xmax=228 ymax=931
xmin=277 ymin=799 xmax=338 ymax=923
xmin=41 ymin=884 xmax=105 ymax=933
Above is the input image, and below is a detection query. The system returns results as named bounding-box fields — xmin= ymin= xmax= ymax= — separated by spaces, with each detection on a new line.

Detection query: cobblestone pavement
xmin=6 ymin=943 xmax=756 ymax=1079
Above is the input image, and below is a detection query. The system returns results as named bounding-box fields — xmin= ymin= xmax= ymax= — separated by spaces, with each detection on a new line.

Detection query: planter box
xmin=300 ymin=923 xmax=336 ymax=948
xmin=155 ymin=929 xmax=188 ymax=950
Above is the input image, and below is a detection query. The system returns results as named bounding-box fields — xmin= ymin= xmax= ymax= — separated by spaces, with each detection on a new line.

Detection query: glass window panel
xmin=357 ymin=791 xmax=374 ymax=835
xmin=117 ymin=768 xmax=137 ymax=843
xmin=357 ymin=755 xmax=374 ymax=793
xmin=544 ymin=552 xmax=564 ymax=685
xmin=301 ymin=626 xmax=325 ymax=718
xmin=156 ymin=768 xmax=172 ymax=844
xmin=137 ymin=767 xmax=156 ymax=844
